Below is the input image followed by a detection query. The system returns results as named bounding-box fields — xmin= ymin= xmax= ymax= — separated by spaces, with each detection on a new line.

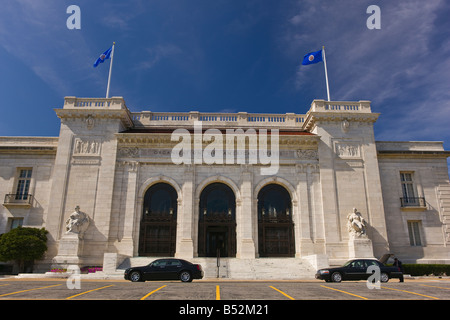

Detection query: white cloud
xmin=0 ymin=1 xmax=101 ymax=95
xmin=136 ymin=44 xmax=183 ymax=70
xmin=279 ymin=0 xmax=450 ymax=148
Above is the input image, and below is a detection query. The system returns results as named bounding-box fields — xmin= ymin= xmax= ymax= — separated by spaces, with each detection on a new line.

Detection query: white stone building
xmin=1 ymin=97 xmax=449 ymax=278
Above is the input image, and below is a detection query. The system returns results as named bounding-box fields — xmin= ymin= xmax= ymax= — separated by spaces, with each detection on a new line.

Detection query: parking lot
xmin=1 ymin=277 xmax=450 ymax=301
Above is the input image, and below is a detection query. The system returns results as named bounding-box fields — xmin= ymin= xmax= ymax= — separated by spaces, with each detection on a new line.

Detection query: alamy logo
xmin=171 ymin=121 xmax=279 ymax=175
xmin=366 ymin=5 xmax=381 ymax=30
xmin=366 ymin=265 xmax=381 ymax=289
xmin=66 ymin=265 xmax=81 ymax=289
xmin=66 ymin=5 xmax=81 ymax=30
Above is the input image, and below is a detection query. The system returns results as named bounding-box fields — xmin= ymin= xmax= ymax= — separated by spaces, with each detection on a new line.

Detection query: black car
xmin=315 ymin=259 xmax=402 ymax=283
xmin=124 ymin=258 xmax=204 ymax=282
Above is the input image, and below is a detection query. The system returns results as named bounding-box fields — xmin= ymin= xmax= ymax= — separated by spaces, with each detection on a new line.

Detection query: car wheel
xmin=380 ymin=272 xmax=389 ymax=283
xmin=130 ymin=271 xmax=142 ymax=282
xmin=331 ymin=272 xmax=342 ymax=283
xmin=180 ymin=271 xmax=192 ymax=282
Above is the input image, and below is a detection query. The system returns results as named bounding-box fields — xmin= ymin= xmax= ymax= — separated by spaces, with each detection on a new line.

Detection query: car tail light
xmin=196 ymin=264 xmax=202 ymax=271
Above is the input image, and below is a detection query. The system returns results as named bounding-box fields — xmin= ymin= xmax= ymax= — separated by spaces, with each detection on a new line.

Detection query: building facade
xmin=1 ymin=97 xmax=449 ymax=276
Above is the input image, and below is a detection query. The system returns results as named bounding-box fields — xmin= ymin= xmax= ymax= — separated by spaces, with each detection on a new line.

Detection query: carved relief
xmin=296 ymin=149 xmax=318 ymax=160
xmin=335 ymin=142 xmax=360 ymax=158
xmin=74 ymin=138 xmax=101 ymax=155
xmin=118 ymin=147 xmax=139 ymax=158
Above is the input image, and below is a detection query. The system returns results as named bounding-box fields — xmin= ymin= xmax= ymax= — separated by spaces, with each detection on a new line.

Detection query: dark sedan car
xmin=124 ymin=258 xmax=204 ymax=282
xmin=315 ymin=259 xmax=402 ymax=283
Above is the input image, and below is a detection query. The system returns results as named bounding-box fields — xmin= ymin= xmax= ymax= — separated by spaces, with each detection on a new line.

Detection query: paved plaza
xmin=1 ymin=277 xmax=449 ymax=300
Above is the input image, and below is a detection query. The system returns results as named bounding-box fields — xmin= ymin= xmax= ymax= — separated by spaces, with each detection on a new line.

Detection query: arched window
xmin=200 ymin=182 xmax=235 ymax=217
xmin=257 ymin=184 xmax=295 ymax=257
xmin=139 ymin=183 xmax=177 ymax=256
xmin=143 ymin=183 xmax=177 ymax=216
xmin=198 ymin=183 xmax=236 ymax=257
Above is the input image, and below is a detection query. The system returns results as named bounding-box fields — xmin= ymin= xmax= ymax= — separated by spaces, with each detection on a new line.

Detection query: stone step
xmin=117 ymin=257 xmax=316 ymax=280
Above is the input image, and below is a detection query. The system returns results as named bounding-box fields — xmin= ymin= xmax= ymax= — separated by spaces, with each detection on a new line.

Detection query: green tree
xmin=0 ymin=227 xmax=48 ymax=273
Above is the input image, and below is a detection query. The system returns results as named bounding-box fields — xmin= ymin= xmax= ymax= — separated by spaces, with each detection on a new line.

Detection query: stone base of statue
xmin=348 ymin=236 xmax=374 ymax=259
xmin=53 ymin=233 xmax=83 ymax=265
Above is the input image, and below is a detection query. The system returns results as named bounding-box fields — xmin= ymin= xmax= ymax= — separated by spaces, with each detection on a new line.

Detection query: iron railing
xmin=400 ymin=197 xmax=426 ymax=207
xmin=4 ymin=194 xmax=33 ymax=205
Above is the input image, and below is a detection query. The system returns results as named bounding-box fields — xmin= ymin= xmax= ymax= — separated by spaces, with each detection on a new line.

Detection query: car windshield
xmin=342 ymin=260 xmax=364 ymax=268
xmin=342 ymin=261 xmax=353 ymax=267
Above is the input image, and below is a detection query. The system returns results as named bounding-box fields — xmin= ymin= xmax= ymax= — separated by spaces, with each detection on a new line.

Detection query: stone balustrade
xmin=310 ymin=99 xmax=372 ymax=113
xmin=62 ymin=97 xmax=373 ymax=129
xmin=130 ymin=111 xmax=306 ymax=128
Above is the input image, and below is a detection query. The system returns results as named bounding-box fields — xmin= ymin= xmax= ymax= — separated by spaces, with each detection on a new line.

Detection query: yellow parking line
xmin=381 ymin=286 xmax=439 ymax=300
xmin=320 ymin=285 xmax=368 ymax=300
xmin=269 ymin=286 xmax=295 ymax=300
xmin=419 ymin=284 xmax=450 ymax=290
xmin=0 ymin=284 xmax=62 ymax=298
xmin=66 ymin=285 xmax=114 ymax=299
xmin=216 ymin=285 xmax=220 ymax=300
xmin=140 ymin=285 xmax=167 ymax=300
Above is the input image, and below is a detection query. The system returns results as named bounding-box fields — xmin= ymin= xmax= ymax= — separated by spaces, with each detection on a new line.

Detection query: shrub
xmin=402 ymin=264 xmax=450 ymax=276
xmin=0 ymin=227 xmax=48 ymax=272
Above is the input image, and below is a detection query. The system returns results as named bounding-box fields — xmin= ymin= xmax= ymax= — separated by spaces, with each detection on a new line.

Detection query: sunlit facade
xmin=1 ymin=97 xmax=449 ymax=277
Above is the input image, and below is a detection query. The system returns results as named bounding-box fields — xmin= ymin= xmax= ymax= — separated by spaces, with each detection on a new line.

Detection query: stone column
xmin=121 ymin=161 xmax=139 ymax=257
xmin=237 ymin=167 xmax=256 ymax=258
xmin=176 ymin=164 xmax=195 ymax=259
xmin=296 ymin=164 xmax=314 ymax=257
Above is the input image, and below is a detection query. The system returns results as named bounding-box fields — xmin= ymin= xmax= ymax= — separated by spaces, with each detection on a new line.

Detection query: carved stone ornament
xmin=74 ymin=138 xmax=101 ymax=155
xmin=341 ymin=119 xmax=350 ymax=133
xmin=335 ymin=142 xmax=360 ymax=158
xmin=86 ymin=115 xmax=95 ymax=130
xmin=347 ymin=208 xmax=367 ymax=238
xmin=296 ymin=149 xmax=318 ymax=160
xmin=118 ymin=147 xmax=139 ymax=158
xmin=65 ymin=206 xmax=90 ymax=238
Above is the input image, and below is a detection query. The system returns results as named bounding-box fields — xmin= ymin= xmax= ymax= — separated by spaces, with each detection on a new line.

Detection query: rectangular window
xmin=15 ymin=169 xmax=32 ymax=200
xmin=407 ymin=221 xmax=422 ymax=246
xmin=400 ymin=172 xmax=425 ymax=207
xmin=401 ymin=172 xmax=416 ymax=198
xmin=10 ymin=218 xmax=23 ymax=230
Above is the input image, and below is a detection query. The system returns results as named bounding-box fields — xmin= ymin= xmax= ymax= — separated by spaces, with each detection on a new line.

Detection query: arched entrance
xmin=198 ymin=183 xmax=236 ymax=257
xmin=138 ymin=183 xmax=178 ymax=256
xmin=257 ymin=184 xmax=295 ymax=257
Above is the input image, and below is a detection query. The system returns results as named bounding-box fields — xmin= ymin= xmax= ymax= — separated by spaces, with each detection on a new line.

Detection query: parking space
xmin=0 ymin=278 xmax=449 ymax=300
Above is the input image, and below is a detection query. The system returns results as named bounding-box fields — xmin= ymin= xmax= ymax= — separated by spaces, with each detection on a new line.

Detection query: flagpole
xmin=106 ymin=42 xmax=115 ymax=99
xmin=322 ymin=46 xmax=331 ymax=101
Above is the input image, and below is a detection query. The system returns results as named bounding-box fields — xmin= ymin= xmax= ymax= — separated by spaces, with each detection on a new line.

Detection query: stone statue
xmin=65 ymin=205 xmax=90 ymax=237
xmin=347 ymin=208 xmax=367 ymax=238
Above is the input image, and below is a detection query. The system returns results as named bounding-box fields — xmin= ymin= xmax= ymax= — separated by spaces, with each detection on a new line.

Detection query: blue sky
xmin=0 ymin=0 xmax=449 ymax=167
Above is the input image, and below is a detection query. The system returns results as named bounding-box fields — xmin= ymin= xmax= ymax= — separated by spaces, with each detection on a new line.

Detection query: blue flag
xmin=302 ymin=50 xmax=323 ymax=65
xmin=93 ymin=46 xmax=113 ymax=68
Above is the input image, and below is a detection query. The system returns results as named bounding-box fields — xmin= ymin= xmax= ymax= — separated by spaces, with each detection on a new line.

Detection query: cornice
xmin=303 ymin=112 xmax=380 ymax=132
xmin=377 ymin=150 xmax=450 ymax=159
xmin=115 ymin=132 xmax=319 ymax=149
xmin=54 ymin=108 xmax=134 ymax=128
xmin=0 ymin=146 xmax=57 ymax=155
